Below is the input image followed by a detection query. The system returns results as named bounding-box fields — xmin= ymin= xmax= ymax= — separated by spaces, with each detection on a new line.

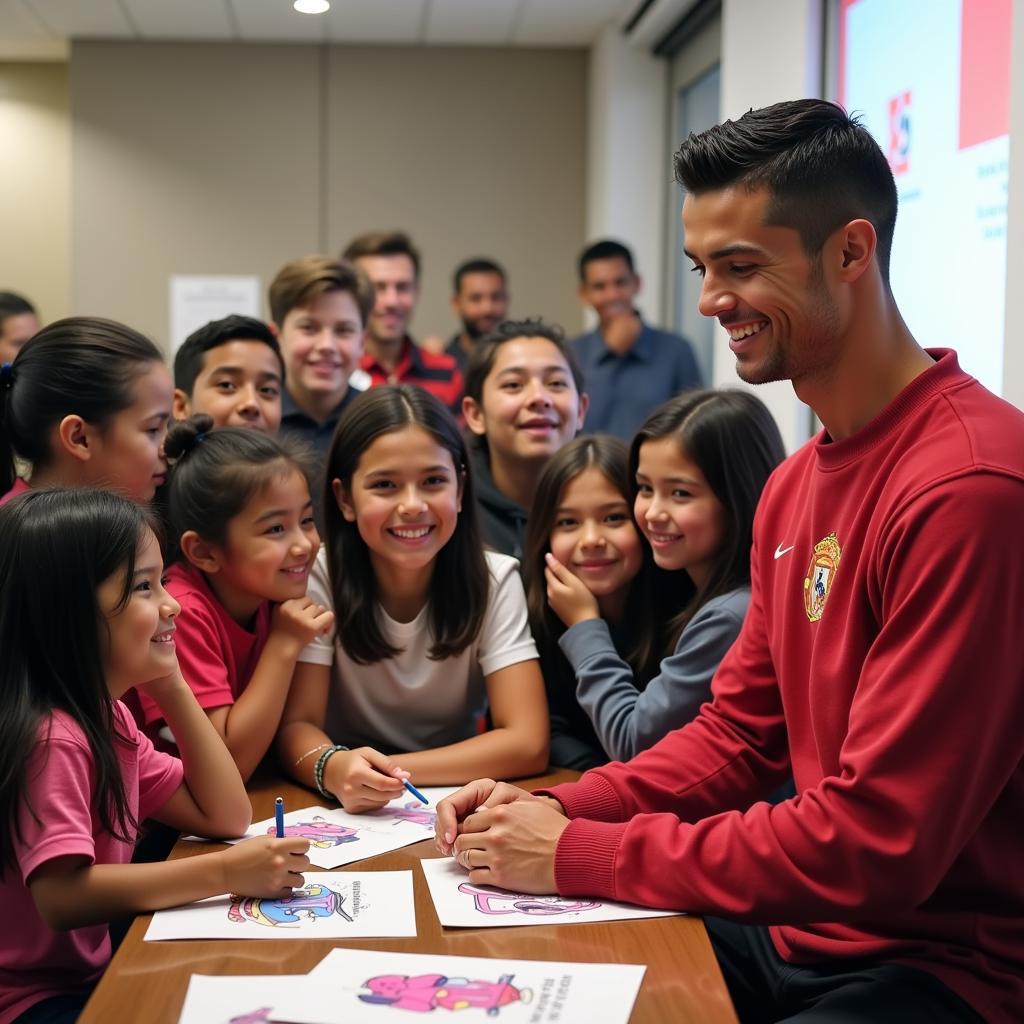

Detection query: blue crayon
xmin=403 ymin=779 xmax=429 ymax=805
xmin=275 ymin=796 xmax=285 ymax=838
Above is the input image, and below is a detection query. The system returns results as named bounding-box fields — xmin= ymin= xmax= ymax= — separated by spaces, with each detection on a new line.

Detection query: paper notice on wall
xmin=169 ymin=275 xmax=262 ymax=356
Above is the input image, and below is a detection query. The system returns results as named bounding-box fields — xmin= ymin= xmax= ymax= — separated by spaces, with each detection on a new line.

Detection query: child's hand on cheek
xmin=325 ymin=746 xmax=408 ymax=814
xmin=135 ymin=664 xmax=190 ymax=704
xmin=271 ymin=597 xmax=335 ymax=653
xmin=544 ymin=553 xmax=600 ymax=628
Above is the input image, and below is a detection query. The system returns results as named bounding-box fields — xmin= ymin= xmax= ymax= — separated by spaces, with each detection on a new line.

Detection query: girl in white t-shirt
xmin=278 ymin=385 xmax=549 ymax=812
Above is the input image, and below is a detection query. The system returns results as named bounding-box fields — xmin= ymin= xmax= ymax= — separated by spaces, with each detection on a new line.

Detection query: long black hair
xmin=323 ymin=385 xmax=488 ymax=664
xmin=631 ymin=389 xmax=786 ymax=645
xmin=0 ymin=316 xmax=164 ymax=496
xmin=523 ymin=435 xmax=688 ymax=689
xmin=0 ymin=489 xmax=157 ymax=871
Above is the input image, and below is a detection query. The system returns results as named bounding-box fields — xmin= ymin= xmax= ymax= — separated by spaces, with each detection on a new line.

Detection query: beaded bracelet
xmin=314 ymin=744 xmax=349 ymax=801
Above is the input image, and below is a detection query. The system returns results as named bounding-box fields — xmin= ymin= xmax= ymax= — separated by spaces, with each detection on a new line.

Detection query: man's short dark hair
xmin=673 ymin=98 xmax=898 ymax=284
xmin=578 ymin=240 xmax=635 ymax=282
xmin=453 ymin=258 xmax=506 ymax=295
xmin=343 ymin=231 xmax=421 ymax=279
xmin=174 ymin=315 xmax=284 ymax=395
xmin=0 ymin=292 xmax=36 ymax=332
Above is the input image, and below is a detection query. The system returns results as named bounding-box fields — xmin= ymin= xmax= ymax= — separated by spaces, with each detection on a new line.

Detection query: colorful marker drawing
xmin=228 ymin=1010 xmax=273 ymax=1024
xmin=458 ymin=882 xmax=601 ymax=917
xmin=358 ymin=972 xmax=530 ymax=1015
xmin=388 ymin=801 xmax=437 ymax=829
xmin=264 ymin=815 xmax=359 ymax=849
xmin=228 ymin=883 xmax=354 ymax=927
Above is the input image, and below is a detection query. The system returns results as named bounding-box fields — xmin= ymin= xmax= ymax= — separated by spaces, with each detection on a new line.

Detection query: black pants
xmin=705 ymin=917 xmax=983 ymax=1023
xmin=14 ymin=995 xmax=88 ymax=1024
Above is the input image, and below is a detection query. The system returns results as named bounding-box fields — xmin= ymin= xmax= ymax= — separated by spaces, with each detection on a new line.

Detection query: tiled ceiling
xmin=0 ymin=0 xmax=637 ymax=59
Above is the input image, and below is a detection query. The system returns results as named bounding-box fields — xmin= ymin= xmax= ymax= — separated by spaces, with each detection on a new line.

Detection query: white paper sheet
xmin=420 ymin=856 xmax=683 ymax=928
xmin=169 ymin=275 xmax=262 ymax=356
xmin=183 ymin=788 xmax=457 ymax=869
xmin=145 ymin=871 xmax=415 ymax=941
xmin=271 ymin=947 xmax=646 ymax=1024
xmin=178 ymin=974 xmax=305 ymax=1023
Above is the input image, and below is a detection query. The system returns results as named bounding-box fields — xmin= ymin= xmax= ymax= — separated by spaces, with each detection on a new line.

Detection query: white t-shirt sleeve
xmin=298 ymin=546 xmax=335 ymax=666
xmin=476 ymin=552 xmax=539 ymax=677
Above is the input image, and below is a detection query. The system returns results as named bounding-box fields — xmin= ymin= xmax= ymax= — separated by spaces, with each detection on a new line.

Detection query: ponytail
xmin=0 ymin=317 xmax=162 ymax=496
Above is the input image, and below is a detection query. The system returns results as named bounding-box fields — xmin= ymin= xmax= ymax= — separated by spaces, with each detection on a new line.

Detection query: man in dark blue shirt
xmin=572 ymin=239 xmax=701 ymax=439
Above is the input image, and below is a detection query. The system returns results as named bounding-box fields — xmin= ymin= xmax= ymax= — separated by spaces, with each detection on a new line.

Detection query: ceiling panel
xmin=423 ymin=0 xmax=522 ymax=46
xmin=326 ymin=0 xmax=425 ymax=45
xmin=513 ymin=0 xmax=625 ymax=45
xmin=24 ymin=0 xmax=134 ymax=36
xmin=125 ymin=0 xmax=236 ymax=40
xmin=231 ymin=0 xmax=333 ymax=41
xmin=0 ymin=0 xmax=53 ymax=39
xmin=3 ymin=0 xmax=624 ymax=52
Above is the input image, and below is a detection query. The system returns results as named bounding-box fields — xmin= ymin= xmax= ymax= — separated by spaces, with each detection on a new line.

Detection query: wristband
xmin=314 ymin=744 xmax=349 ymax=800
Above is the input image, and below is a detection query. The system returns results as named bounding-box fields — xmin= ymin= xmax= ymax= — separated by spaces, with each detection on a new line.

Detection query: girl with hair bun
xmin=137 ymin=414 xmax=333 ymax=781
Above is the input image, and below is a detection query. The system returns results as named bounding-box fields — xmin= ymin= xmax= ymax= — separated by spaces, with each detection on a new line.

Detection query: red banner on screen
xmin=959 ymin=0 xmax=1012 ymax=149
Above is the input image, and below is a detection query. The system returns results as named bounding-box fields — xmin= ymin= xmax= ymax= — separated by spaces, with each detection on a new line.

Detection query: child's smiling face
xmin=335 ymin=424 xmax=463 ymax=579
xmin=548 ymin=467 xmax=643 ymax=602
xmin=194 ymin=468 xmax=319 ymax=625
xmin=98 ymin=528 xmax=180 ymax=697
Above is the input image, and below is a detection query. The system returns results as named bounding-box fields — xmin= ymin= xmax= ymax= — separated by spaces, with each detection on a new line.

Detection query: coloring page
xmin=182 ymin=788 xmax=457 ymax=870
xmin=145 ymin=871 xmax=415 ymax=941
xmin=272 ymin=947 xmax=646 ymax=1024
xmin=177 ymin=974 xmax=305 ymax=1023
xmin=420 ymin=857 xmax=683 ymax=928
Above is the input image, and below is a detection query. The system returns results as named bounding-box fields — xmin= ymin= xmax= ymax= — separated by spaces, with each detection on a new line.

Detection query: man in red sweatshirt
xmin=435 ymin=99 xmax=1024 ymax=1024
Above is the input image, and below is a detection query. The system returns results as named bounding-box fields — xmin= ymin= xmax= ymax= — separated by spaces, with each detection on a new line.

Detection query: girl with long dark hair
xmin=278 ymin=385 xmax=548 ymax=812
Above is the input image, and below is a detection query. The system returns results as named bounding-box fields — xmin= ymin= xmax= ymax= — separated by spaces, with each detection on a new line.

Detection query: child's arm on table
xmin=276 ymin=660 xmax=406 ymax=813
xmin=28 ymin=668 xmax=311 ymax=931
xmin=208 ymin=597 xmax=333 ymax=782
xmin=28 ymin=835 xmax=310 ymax=931
xmin=396 ymin=660 xmax=549 ymax=785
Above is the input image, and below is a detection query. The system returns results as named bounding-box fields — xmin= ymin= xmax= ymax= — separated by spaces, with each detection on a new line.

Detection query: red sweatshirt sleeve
xmin=547 ymin=474 xmax=1024 ymax=922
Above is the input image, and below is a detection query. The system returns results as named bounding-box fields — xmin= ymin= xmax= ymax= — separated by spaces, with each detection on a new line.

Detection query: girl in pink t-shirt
xmin=139 ymin=414 xmax=334 ymax=781
xmin=0 ymin=489 xmax=310 ymax=1024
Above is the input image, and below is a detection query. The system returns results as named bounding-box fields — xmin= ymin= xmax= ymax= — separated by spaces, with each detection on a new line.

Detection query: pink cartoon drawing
xmin=359 ymin=972 xmax=530 ymax=1015
xmin=228 ymin=882 xmax=354 ymax=927
xmin=264 ymin=815 xmax=359 ymax=849
xmin=229 ymin=1010 xmax=273 ymax=1024
xmin=389 ymin=801 xmax=437 ymax=829
xmin=458 ymin=882 xmax=600 ymax=917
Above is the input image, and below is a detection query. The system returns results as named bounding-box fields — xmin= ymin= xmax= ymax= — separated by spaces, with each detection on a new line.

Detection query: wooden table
xmin=79 ymin=770 xmax=737 ymax=1023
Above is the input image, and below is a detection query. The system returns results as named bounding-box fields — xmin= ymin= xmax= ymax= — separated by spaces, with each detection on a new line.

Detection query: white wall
xmin=0 ymin=62 xmax=70 ymax=322
xmin=1002 ymin=0 xmax=1024 ymax=412
xmin=586 ymin=21 xmax=668 ymax=327
xmin=717 ymin=0 xmax=823 ymax=451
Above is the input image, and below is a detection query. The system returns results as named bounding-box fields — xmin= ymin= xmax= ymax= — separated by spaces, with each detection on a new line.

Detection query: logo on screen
xmin=888 ymin=92 xmax=911 ymax=175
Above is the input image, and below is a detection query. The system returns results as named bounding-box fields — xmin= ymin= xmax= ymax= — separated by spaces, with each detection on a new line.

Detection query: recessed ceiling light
xmin=294 ymin=0 xmax=330 ymax=13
